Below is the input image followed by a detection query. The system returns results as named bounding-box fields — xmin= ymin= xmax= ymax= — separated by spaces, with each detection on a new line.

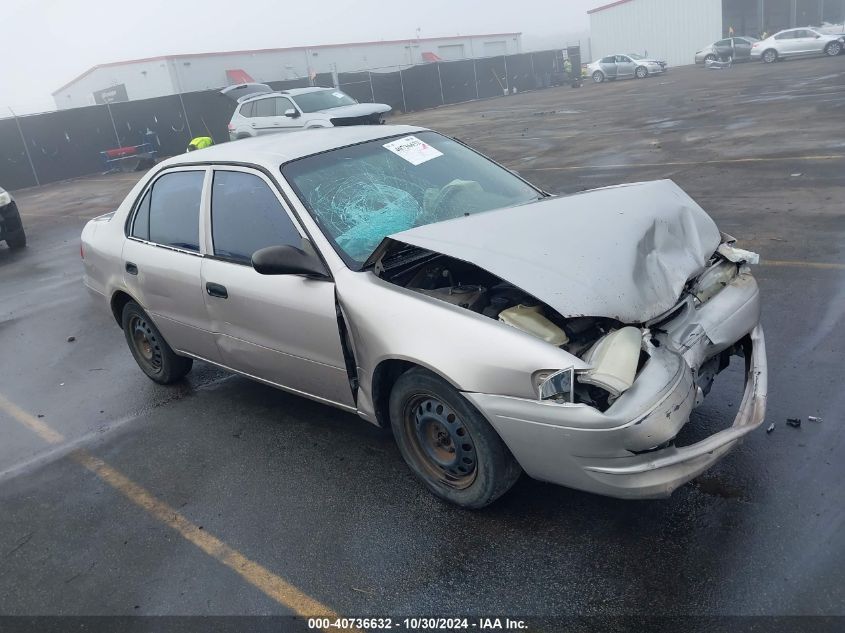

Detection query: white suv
xmin=751 ymin=28 xmax=844 ymax=63
xmin=224 ymin=84 xmax=391 ymax=140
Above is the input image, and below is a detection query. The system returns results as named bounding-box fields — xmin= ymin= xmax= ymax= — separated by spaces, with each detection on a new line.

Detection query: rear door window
xmin=146 ymin=171 xmax=205 ymax=251
xmin=775 ymin=31 xmax=795 ymax=40
xmin=253 ymin=98 xmax=278 ymax=117
xmin=601 ymin=56 xmax=615 ymax=64
xmin=211 ymin=170 xmax=302 ymax=264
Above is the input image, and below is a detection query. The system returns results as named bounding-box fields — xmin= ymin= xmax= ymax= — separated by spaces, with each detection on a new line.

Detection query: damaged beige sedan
xmin=81 ymin=125 xmax=767 ymax=508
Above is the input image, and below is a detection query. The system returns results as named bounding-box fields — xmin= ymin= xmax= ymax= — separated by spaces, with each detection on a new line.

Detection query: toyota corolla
xmin=81 ymin=126 xmax=767 ymax=508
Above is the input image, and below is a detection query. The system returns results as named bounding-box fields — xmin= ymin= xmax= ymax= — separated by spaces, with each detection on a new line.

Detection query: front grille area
xmin=330 ymin=113 xmax=383 ymax=126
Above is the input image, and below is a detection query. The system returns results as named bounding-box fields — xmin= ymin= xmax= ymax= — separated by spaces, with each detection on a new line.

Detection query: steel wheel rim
xmin=129 ymin=315 xmax=163 ymax=373
xmin=403 ymin=393 xmax=477 ymax=489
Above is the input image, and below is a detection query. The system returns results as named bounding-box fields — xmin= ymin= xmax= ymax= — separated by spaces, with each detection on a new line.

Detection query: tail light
xmin=752 ymin=43 xmax=759 ymax=48
xmin=227 ymin=123 xmax=235 ymax=131
xmin=80 ymin=242 xmax=85 ymax=259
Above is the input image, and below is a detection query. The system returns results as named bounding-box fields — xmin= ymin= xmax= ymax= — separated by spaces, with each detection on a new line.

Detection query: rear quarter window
xmin=239 ymin=101 xmax=255 ymax=117
xmin=145 ymin=171 xmax=205 ymax=251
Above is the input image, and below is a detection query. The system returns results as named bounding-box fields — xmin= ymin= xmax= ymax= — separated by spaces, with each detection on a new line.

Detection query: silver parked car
xmin=695 ymin=36 xmax=759 ymax=64
xmin=751 ymin=28 xmax=843 ymax=62
xmin=81 ymin=126 xmax=767 ymax=508
xmin=587 ymin=54 xmax=666 ymax=83
xmin=224 ymin=83 xmax=391 ymax=140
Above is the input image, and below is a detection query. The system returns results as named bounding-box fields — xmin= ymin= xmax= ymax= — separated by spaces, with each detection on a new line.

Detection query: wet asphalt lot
xmin=0 ymin=58 xmax=843 ymax=624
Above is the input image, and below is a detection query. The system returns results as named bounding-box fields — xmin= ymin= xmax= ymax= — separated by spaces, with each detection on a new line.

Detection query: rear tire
xmin=389 ymin=367 xmax=521 ymax=509
xmin=825 ymin=41 xmax=842 ymax=57
xmin=762 ymin=49 xmax=778 ymax=63
xmin=121 ymin=301 xmax=192 ymax=384
xmin=592 ymin=71 xmax=605 ymax=83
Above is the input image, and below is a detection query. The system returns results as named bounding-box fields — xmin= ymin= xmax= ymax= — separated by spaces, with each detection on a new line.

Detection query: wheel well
xmin=110 ymin=290 xmax=134 ymax=327
xmin=371 ymin=359 xmax=416 ymax=428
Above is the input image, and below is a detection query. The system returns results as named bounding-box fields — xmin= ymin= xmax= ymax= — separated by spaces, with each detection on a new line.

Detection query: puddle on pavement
xmin=692 ymin=476 xmax=748 ymax=500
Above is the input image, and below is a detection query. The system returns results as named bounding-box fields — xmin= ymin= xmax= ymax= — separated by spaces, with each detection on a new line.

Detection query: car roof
xmin=242 ymin=86 xmax=337 ymax=103
xmin=159 ymin=125 xmax=427 ymax=171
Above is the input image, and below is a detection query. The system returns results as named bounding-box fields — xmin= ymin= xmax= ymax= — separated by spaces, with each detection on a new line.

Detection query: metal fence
xmin=0 ymin=50 xmax=568 ymax=191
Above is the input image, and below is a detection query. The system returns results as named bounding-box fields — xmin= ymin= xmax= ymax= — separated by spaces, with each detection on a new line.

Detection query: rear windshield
xmin=291 ymin=90 xmax=357 ymax=113
xmin=282 ymin=131 xmax=541 ymax=268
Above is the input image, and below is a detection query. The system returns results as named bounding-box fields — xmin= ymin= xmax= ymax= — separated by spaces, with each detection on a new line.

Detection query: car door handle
xmin=125 ymin=262 xmax=138 ymax=275
xmin=206 ymin=282 xmax=228 ymax=299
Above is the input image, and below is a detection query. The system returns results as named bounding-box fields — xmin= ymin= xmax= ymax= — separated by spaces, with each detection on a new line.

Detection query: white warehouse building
xmin=53 ymin=33 xmax=522 ymax=110
xmin=589 ymin=0 xmax=845 ymax=68
xmin=589 ymin=0 xmax=723 ymax=68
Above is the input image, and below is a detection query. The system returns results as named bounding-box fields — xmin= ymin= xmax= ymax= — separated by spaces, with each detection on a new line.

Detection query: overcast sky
xmin=3 ymin=0 xmax=602 ymax=114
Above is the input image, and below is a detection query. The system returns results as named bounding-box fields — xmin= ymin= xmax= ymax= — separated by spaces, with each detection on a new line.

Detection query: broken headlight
xmin=691 ymin=259 xmax=738 ymax=304
xmin=534 ymin=368 xmax=574 ymax=402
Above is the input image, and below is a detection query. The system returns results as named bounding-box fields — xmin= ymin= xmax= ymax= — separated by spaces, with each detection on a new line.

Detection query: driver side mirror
xmin=252 ymin=243 xmax=328 ymax=278
xmin=284 ymin=108 xmax=299 ymax=118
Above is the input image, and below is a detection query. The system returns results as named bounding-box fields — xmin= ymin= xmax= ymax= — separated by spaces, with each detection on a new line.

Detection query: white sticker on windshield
xmin=383 ymin=136 xmax=444 ymax=166
xmin=332 ymin=91 xmax=345 ymax=99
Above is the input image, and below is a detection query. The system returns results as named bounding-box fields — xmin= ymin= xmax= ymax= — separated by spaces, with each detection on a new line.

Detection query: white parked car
xmin=224 ymin=83 xmax=391 ymax=141
xmin=751 ymin=28 xmax=843 ymax=62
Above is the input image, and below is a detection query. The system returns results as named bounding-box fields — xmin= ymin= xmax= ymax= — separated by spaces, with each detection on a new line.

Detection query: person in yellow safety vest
xmin=187 ymin=136 xmax=213 ymax=152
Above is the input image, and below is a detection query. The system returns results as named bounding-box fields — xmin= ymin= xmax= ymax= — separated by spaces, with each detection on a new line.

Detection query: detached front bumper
xmin=465 ymin=274 xmax=767 ymax=499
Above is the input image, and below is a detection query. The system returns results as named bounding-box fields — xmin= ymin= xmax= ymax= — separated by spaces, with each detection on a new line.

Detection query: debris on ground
xmin=790 ymin=173 xmax=802 ymax=177
xmin=808 ymin=416 xmax=822 ymax=422
xmin=786 ymin=418 xmax=802 ymax=428
xmin=67 ymin=336 xmax=76 ymax=342
xmin=766 ymin=423 xmax=775 ymax=433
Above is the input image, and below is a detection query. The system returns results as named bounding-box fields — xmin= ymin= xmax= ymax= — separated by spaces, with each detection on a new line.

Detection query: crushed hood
xmin=319 ymin=103 xmax=391 ymax=117
xmin=383 ymin=180 xmax=721 ymax=323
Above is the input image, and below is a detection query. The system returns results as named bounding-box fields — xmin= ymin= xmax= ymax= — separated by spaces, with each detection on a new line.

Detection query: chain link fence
xmin=0 ymin=49 xmax=574 ymax=190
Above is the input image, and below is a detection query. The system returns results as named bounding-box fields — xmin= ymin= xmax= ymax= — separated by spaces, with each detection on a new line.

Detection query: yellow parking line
xmin=761 ymin=259 xmax=845 ymax=270
xmin=71 ymin=450 xmax=343 ymax=620
xmin=0 ymin=393 xmax=351 ymax=628
xmin=523 ymin=154 xmax=845 ymax=171
xmin=0 ymin=393 xmax=65 ymax=444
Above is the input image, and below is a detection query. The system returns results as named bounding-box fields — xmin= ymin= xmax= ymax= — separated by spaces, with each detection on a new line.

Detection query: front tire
xmin=389 ymin=367 xmax=521 ymax=509
xmin=762 ymin=49 xmax=778 ymax=63
xmin=122 ymin=301 xmax=192 ymax=384
xmin=5 ymin=228 xmax=26 ymax=250
xmin=704 ymin=54 xmax=717 ymax=63
xmin=825 ymin=41 xmax=842 ymax=57
xmin=635 ymin=66 xmax=648 ymax=78
xmin=592 ymin=71 xmax=605 ymax=83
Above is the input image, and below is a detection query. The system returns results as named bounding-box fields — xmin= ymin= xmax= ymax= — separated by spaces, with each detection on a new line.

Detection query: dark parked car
xmin=0 ymin=186 xmax=26 ymax=250
xmin=695 ymin=36 xmax=759 ymax=64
